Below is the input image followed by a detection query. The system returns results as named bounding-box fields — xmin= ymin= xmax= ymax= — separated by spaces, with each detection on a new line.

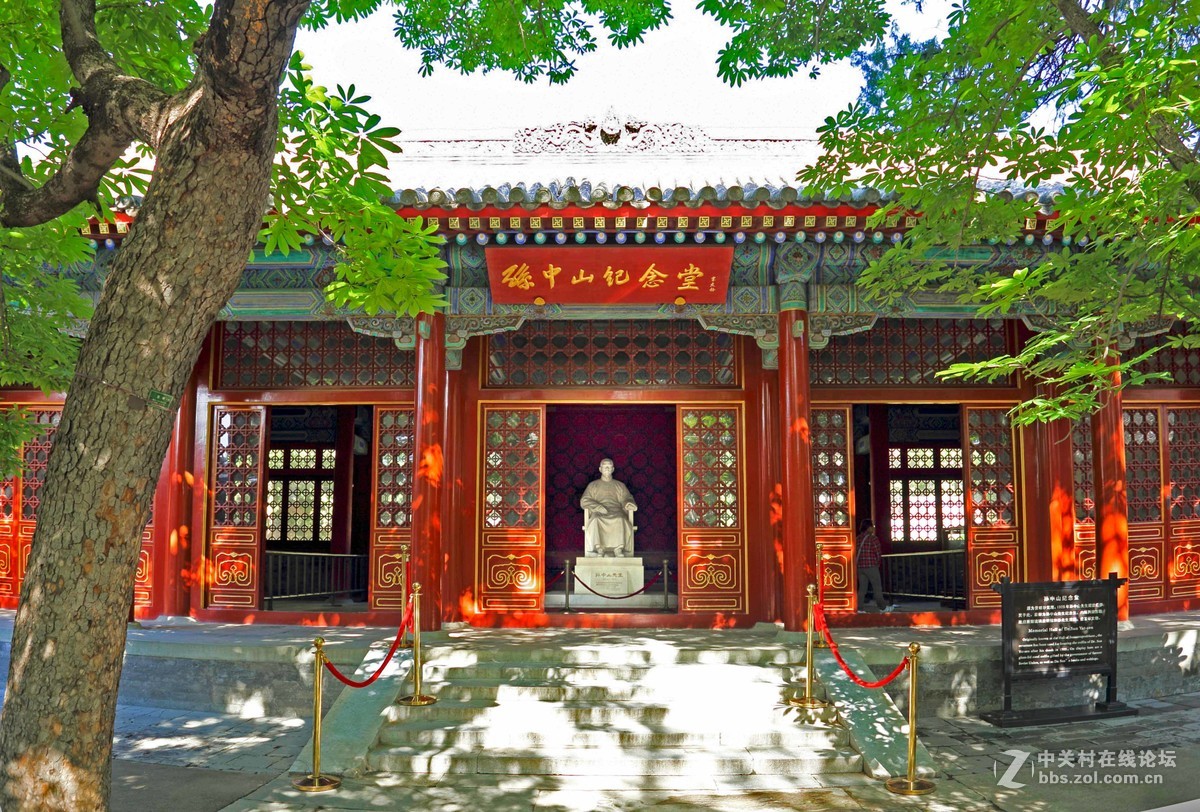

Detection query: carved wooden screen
xmin=207 ymin=406 xmax=266 ymax=608
xmin=1166 ymin=408 xmax=1200 ymax=600
xmin=371 ymin=407 xmax=415 ymax=610
xmin=1124 ymin=407 xmax=1166 ymax=602
xmin=215 ymin=322 xmax=416 ymax=389
xmin=810 ymin=318 xmax=1010 ymax=386
xmin=0 ymin=408 xmax=61 ymax=605
xmin=477 ymin=406 xmax=545 ymax=611
xmin=1071 ymin=416 xmax=1097 ymax=579
xmin=486 ymin=320 xmax=738 ymax=388
xmin=678 ymin=406 xmax=745 ymax=613
xmin=133 ymin=496 xmax=156 ymax=610
xmin=964 ymin=408 xmax=1019 ymax=608
xmin=811 ymin=407 xmax=854 ymax=611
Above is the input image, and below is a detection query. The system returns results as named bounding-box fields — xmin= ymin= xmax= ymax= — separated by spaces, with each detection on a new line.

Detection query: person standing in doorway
xmin=856 ymin=520 xmax=892 ymax=613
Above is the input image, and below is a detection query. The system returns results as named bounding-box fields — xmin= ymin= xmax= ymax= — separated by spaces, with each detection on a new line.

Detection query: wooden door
xmin=477 ymin=406 xmax=545 ymax=611
xmin=371 ymin=406 xmax=415 ymax=610
xmin=811 ymin=406 xmax=855 ymax=611
xmin=964 ymin=407 xmax=1020 ymax=608
xmin=678 ymin=406 xmax=746 ymax=613
xmin=207 ymin=406 xmax=266 ymax=608
xmin=0 ymin=408 xmax=61 ymax=606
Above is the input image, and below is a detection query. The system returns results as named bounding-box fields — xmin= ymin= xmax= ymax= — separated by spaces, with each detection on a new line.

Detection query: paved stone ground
xmin=110 ymin=704 xmax=312 ymax=812
xmin=222 ymin=691 xmax=1200 ymax=812
xmin=908 ymin=692 xmax=1200 ymax=812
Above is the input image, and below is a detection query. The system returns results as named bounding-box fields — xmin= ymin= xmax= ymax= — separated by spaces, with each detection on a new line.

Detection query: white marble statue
xmin=581 ymin=458 xmax=638 ymax=557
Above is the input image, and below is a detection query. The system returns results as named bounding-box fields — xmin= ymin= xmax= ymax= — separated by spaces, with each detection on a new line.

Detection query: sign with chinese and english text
xmin=485 ymin=246 xmax=734 ymax=305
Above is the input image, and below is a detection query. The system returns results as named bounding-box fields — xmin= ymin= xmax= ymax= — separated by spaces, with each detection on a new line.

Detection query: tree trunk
xmin=0 ymin=1 xmax=308 ymax=806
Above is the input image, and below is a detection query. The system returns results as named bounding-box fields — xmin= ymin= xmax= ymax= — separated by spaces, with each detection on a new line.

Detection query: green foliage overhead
xmin=801 ymin=0 xmax=1200 ymax=424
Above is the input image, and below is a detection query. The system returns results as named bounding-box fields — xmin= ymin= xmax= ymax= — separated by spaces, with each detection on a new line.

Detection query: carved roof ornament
xmin=809 ymin=314 xmax=879 ymax=350
xmin=346 ymin=315 xmax=416 ymax=348
xmin=513 ymin=109 xmax=715 ymax=155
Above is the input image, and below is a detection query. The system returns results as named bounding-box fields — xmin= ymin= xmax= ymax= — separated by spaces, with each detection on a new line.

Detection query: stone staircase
xmin=365 ymin=629 xmax=864 ymax=785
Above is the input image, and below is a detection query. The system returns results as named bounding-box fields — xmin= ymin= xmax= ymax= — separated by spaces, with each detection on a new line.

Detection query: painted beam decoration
xmin=485 ymin=246 xmax=734 ymax=305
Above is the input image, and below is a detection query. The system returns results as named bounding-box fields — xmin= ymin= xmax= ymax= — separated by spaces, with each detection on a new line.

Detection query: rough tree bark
xmin=0 ymin=0 xmax=309 ymax=807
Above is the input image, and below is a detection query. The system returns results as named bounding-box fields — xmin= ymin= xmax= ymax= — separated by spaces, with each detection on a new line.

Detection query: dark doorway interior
xmin=854 ymin=404 xmax=967 ymax=611
xmin=262 ymin=405 xmax=370 ymax=611
xmin=544 ymin=404 xmax=678 ymax=576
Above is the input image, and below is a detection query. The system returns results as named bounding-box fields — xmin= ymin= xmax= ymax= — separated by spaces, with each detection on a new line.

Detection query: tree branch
xmin=0 ymin=0 xmax=197 ymax=228
xmin=202 ymin=0 xmax=310 ymax=103
xmin=1054 ymin=0 xmax=1200 ymax=203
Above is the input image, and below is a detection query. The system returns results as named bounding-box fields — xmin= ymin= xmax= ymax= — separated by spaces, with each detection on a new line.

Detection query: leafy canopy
xmin=7 ymin=0 xmax=1194 ymax=479
xmin=800 ymin=0 xmax=1200 ymax=423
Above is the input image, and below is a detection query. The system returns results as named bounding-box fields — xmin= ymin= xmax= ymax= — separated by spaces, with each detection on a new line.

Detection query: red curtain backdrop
xmin=545 ymin=405 xmax=677 ymax=556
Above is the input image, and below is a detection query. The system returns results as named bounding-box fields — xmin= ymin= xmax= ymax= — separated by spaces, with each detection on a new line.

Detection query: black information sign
xmin=981 ymin=573 xmax=1138 ymax=727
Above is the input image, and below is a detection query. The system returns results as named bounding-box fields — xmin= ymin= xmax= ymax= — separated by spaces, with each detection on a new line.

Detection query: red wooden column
xmin=778 ymin=309 xmax=816 ymax=631
xmin=1019 ymin=382 xmax=1077 ymax=582
xmin=411 ymin=312 xmax=446 ymax=629
xmin=157 ymin=348 xmax=202 ymax=617
xmin=1092 ymin=356 xmax=1130 ymax=619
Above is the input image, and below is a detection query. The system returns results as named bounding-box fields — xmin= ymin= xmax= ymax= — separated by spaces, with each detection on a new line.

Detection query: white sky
xmin=294 ymin=2 xmax=951 ymax=141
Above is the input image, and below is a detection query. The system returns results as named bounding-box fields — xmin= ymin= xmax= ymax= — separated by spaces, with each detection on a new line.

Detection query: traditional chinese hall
xmin=3 ymin=121 xmax=1196 ymax=632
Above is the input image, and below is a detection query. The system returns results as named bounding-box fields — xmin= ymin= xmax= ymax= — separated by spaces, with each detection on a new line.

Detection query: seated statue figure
xmin=580 ymin=458 xmax=638 ymax=557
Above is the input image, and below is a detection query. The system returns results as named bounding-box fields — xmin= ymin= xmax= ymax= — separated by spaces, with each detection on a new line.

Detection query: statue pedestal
xmin=574 ymin=557 xmax=643 ymax=597
xmin=559 ymin=557 xmax=645 ymax=609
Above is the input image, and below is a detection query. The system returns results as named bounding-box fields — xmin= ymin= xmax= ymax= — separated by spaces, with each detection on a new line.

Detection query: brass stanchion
xmin=563 ymin=559 xmax=573 ymax=613
xmin=789 ymin=584 xmax=829 ymax=709
xmin=661 ymin=557 xmax=670 ymax=612
xmin=886 ymin=642 xmax=936 ymax=796
xmin=399 ymin=550 xmax=413 ymax=648
xmin=814 ymin=544 xmax=828 ymax=648
xmin=292 ymin=637 xmax=341 ymax=792
xmin=398 ymin=583 xmax=437 ymax=706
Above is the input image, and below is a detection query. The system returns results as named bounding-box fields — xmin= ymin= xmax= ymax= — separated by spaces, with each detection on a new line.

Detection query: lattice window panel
xmin=483 ymin=409 xmax=542 ymax=528
xmin=376 ymin=408 xmax=415 ymax=529
xmin=289 ymin=481 xmax=318 ymax=540
xmin=811 ymin=318 xmax=1010 ymax=386
xmin=265 ymin=481 xmax=283 ymax=541
xmin=888 ymin=480 xmax=906 ymax=541
xmin=19 ymin=411 xmax=61 ymax=522
xmin=1169 ymin=409 xmax=1200 ymax=521
xmin=216 ymin=322 xmax=416 ymax=389
xmin=1124 ymin=408 xmax=1163 ymax=524
xmin=212 ymin=409 xmax=263 ymax=528
xmin=0 ymin=476 xmax=12 ymax=521
xmin=680 ymin=408 xmax=740 ymax=528
xmin=319 ymin=481 xmax=335 ymax=539
xmin=1073 ymin=416 xmax=1095 ymax=524
xmin=942 ymin=480 xmax=965 ymax=530
xmin=966 ymin=410 xmax=1015 ymax=527
xmin=811 ymin=409 xmax=851 ymax=528
xmin=486 ymin=320 xmax=737 ymax=388
xmin=1129 ymin=331 xmax=1200 ymax=386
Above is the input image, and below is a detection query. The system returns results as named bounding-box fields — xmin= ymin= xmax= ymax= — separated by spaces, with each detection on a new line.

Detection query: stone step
xmin=367 ymin=744 xmax=862 ymax=777
xmin=377 ymin=718 xmax=850 ymax=749
xmin=383 ymin=696 xmax=834 ymax=727
xmin=425 ymin=646 xmax=807 ymax=668
xmin=428 ymin=680 xmax=643 ymax=702
xmin=422 ymin=678 xmax=820 ymax=704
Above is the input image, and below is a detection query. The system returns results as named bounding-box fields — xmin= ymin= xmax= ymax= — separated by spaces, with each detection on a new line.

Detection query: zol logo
xmin=994 ymin=748 xmax=1031 ymax=789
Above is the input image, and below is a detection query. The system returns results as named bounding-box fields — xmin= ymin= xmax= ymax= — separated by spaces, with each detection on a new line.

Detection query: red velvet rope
xmin=323 ymin=602 xmax=414 ymax=688
xmin=813 ymin=602 xmax=909 ymax=689
xmin=571 ymin=569 xmax=663 ymax=600
xmin=546 ymin=569 xmax=565 ymax=590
